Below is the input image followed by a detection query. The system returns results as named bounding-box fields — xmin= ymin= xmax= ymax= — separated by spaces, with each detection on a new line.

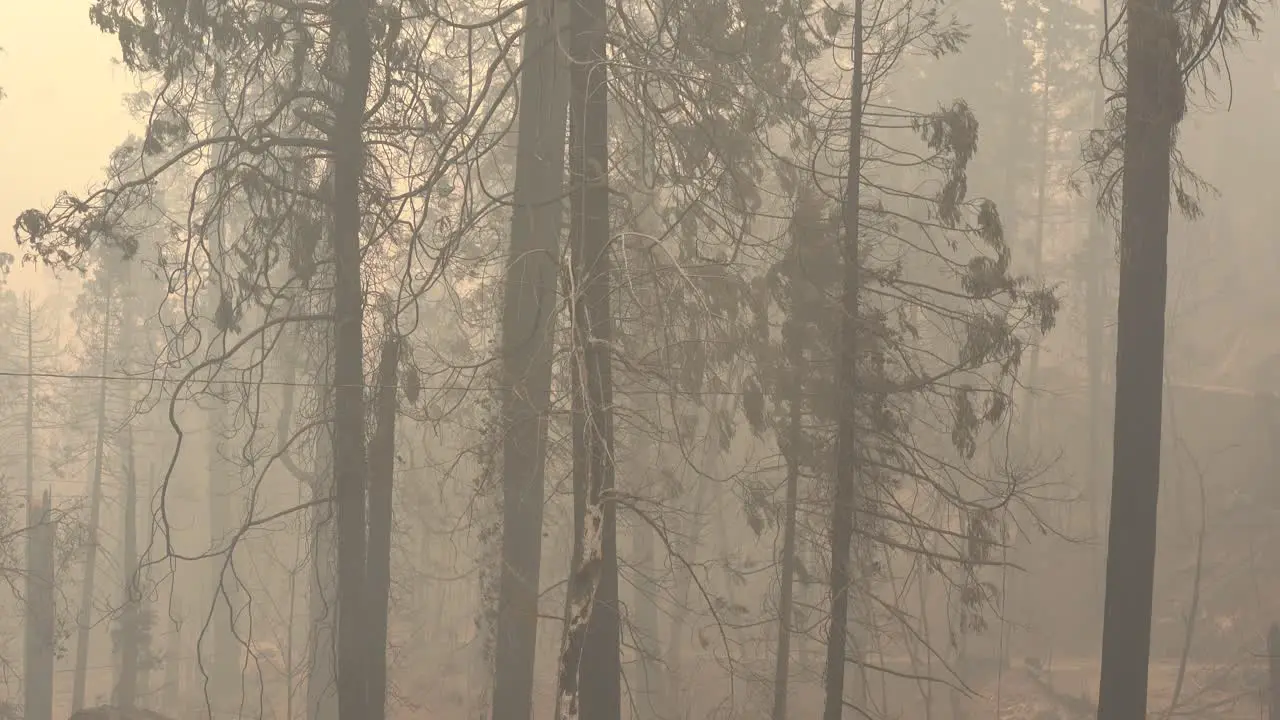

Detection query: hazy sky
xmin=0 ymin=0 xmax=138 ymax=294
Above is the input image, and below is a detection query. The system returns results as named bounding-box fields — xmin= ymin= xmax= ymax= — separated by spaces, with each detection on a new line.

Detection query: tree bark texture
xmin=490 ymin=0 xmax=571 ymax=714
xmin=1095 ymin=0 xmax=1179 ymax=717
xmin=823 ymin=1 xmax=864 ymax=717
xmin=556 ymin=0 xmax=619 ymax=712
xmin=329 ymin=0 xmax=373 ymax=717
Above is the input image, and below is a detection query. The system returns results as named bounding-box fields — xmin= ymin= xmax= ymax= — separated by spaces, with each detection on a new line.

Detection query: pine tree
xmin=1090 ymin=0 xmax=1262 ymax=718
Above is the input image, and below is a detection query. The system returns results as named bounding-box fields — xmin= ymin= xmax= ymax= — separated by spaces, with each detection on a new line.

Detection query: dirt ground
xmin=964 ymin=659 xmax=1266 ymax=720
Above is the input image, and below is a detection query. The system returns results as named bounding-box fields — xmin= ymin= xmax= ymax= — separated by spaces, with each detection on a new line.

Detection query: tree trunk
xmin=72 ymin=286 xmax=112 ymax=714
xmin=1094 ymin=0 xmax=1179 ymax=716
xmin=24 ymin=492 xmax=56 ymax=720
xmin=490 ymin=0 xmax=571 ymax=714
xmin=1024 ymin=31 xmax=1053 ymax=439
xmin=137 ymin=465 xmax=155 ymax=708
xmin=303 ymin=315 xmax=338 ymax=720
xmin=1268 ymin=624 xmax=1280 ymax=720
xmin=1083 ymin=74 xmax=1109 ymax=615
xmin=275 ymin=326 xmax=320 ymax=720
xmin=916 ymin=561 xmax=935 ymax=720
xmin=822 ymin=0 xmax=864 ymax=717
xmin=205 ymin=102 xmax=241 ymax=712
xmin=207 ymin=404 xmax=240 ymax=708
xmin=556 ymin=0 xmax=618 ymax=711
xmin=115 ymin=424 xmax=140 ymax=709
xmin=306 ymin=448 xmax=339 ymax=720
xmin=329 ymin=0 xmax=373 ymax=717
xmin=24 ymin=295 xmax=35 ymax=512
xmin=366 ymin=335 xmax=401 ymax=720
xmin=771 ymin=305 xmax=805 ymax=720
xmin=1007 ymin=63 xmax=1052 ymax=657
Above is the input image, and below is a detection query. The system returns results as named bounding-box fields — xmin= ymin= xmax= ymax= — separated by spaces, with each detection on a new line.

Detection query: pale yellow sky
xmin=0 ymin=0 xmax=139 ymax=294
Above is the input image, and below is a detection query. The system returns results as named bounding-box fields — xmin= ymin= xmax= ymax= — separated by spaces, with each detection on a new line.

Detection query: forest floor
xmin=62 ymin=652 xmax=1258 ymax=720
xmin=968 ymin=658 xmax=1266 ymax=720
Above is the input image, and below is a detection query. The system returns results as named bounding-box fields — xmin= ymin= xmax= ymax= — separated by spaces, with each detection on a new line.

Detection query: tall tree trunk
xmin=300 ymin=306 xmax=338 ymax=720
xmin=916 ymin=560 xmax=935 ymax=720
xmin=823 ymin=1 xmax=864 ymax=717
xmin=557 ymin=0 xmax=618 ymax=711
xmin=771 ymin=303 xmax=805 ymax=720
xmin=366 ymin=335 xmax=401 ymax=720
xmin=490 ymin=0 xmax=571 ymax=714
xmin=72 ymin=285 xmax=112 ymax=713
xmin=1083 ymin=75 xmax=1109 ymax=613
xmin=24 ymin=492 xmax=56 ymax=720
xmin=284 ymin=480 xmax=304 ymax=720
xmin=307 ymin=441 xmax=339 ymax=720
xmin=1004 ymin=60 xmax=1054 ymax=664
xmin=275 ymin=324 xmax=329 ymax=720
xmin=1024 ymin=34 xmax=1053 ymax=439
xmin=1095 ymin=0 xmax=1179 ymax=716
xmin=207 ymin=407 xmax=240 ymax=708
xmin=116 ymin=424 xmax=140 ymax=709
xmin=24 ymin=295 xmax=35 ymax=512
xmin=999 ymin=17 xmax=1026 ymax=272
xmin=137 ymin=465 xmax=155 ymax=707
xmin=769 ymin=425 xmax=801 ymax=720
xmin=329 ymin=0 xmax=373 ymax=718
xmin=205 ymin=99 xmax=242 ymax=711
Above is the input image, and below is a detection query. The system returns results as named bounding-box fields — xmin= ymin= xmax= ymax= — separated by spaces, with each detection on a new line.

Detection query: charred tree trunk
xmin=1094 ymin=0 xmax=1180 ymax=717
xmin=556 ymin=0 xmax=618 ymax=712
xmin=275 ymin=325 xmax=332 ymax=720
xmin=366 ymin=335 xmax=401 ymax=720
xmin=490 ymin=0 xmax=571 ymax=714
xmin=303 ymin=309 xmax=338 ymax=720
xmin=207 ymin=408 xmax=239 ymax=708
xmin=24 ymin=295 xmax=35 ymax=513
xmin=205 ymin=104 xmax=241 ymax=712
xmin=329 ymin=0 xmax=373 ymax=718
xmin=72 ymin=287 xmax=112 ymax=713
xmin=115 ymin=425 xmax=140 ymax=709
xmin=772 ymin=291 xmax=805 ymax=720
xmin=307 ymin=443 xmax=338 ymax=720
xmin=1024 ymin=30 xmax=1053 ymax=437
xmin=1083 ymin=3 xmax=1112 ymax=618
xmin=137 ymin=467 xmax=155 ymax=707
xmin=1268 ymin=624 xmax=1280 ymax=720
xmin=823 ymin=1 xmax=864 ymax=717
xmin=24 ymin=491 xmax=56 ymax=720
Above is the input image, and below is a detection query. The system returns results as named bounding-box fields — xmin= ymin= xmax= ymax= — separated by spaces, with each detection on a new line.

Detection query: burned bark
xmin=1095 ymin=0 xmax=1181 ymax=717
xmin=490 ymin=0 xmax=571 ymax=715
xmin=822 ymin=0 xmax=865 ymax=716
xmin=366 ymin=335 xmax=401 ymax=720
xmin=329 ymin=0 xmax=374 ymax=716
xmin=556 ymin=0 xmax=619 ymax=711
